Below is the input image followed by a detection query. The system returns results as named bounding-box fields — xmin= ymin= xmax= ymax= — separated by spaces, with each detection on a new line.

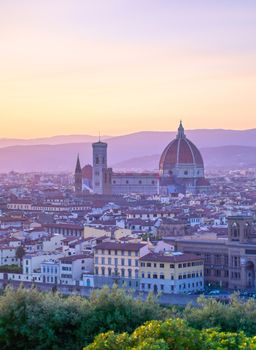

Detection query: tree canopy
xmin=0 ymin=286 xmax=166 ymax=350
xmin=84 ymin=319 xmax=256 ymax=350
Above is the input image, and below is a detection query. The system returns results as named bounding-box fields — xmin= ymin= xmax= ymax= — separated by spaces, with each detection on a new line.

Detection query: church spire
xmin=177 ymin=120 xmax=185 ymax=138
xmin=75 ymin=154 xmax=82 ymax=173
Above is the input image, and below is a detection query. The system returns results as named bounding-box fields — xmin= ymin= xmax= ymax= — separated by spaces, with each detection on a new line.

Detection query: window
xmin=160 ymin=263 xmax=164 ymax=268
xmin=215 ymin=269 xmax=221 ymax=277
xmin=224 ymin=255 xmax=229 ymax=266
xmin=147 ymin=263 xmax=151 ymax=267
xmin=170 ymin=264 xmax=174 ymax=268
xmin=128 ymin=259 xmax=132 ymax=266
xmin=141 ymin=262 xmax=145 ymax=267
xmin=108 ymin=257 xmax=112 ymax=265
xmin=214 ymin=255 xmax=221 ymax=265
xmin=153 ymin=274 xmax=158 ymax=279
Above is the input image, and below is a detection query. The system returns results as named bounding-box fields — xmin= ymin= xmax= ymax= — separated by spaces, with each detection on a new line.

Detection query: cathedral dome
xmin=82 ymin=164 xmax=93 ymax=180
xmin=159 ymin=122 xmax=204 ymax=176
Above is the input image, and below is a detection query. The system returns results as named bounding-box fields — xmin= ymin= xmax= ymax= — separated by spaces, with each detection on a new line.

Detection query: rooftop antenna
xmin=98 ymin=131 xmax=101 ymax=142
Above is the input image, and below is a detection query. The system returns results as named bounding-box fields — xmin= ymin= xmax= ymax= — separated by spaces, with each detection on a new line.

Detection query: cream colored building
xmin=139 ymin=252 xmax=204 ymax=294
xmin=84 ymin=227 xmax=111 ymax=239
xmin=94 ymin=241 xmax=150 ymax=288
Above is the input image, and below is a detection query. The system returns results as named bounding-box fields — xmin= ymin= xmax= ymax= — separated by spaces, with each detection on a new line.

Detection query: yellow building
xmin=94 ymin=241 xmax=150 ymax=288
xmin=140 ymin=252 xmax=204 ymax=294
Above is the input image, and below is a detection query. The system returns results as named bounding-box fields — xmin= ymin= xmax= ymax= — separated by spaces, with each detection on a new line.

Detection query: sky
xmin=0 ymin=0 xmax=256 ymax=138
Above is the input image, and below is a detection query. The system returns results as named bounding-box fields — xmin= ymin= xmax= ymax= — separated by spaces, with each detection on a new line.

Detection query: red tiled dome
xmin=82 ymin=164 xmax=92 ymax=180
xmin=159 ymin=122 xmax=204 ymax=171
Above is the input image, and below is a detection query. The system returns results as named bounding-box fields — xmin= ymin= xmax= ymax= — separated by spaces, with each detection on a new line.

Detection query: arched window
xmin=232 ymin=222 xmax=240 ymax=239
xmin=244 ymin=223 xmax=250 ymax=238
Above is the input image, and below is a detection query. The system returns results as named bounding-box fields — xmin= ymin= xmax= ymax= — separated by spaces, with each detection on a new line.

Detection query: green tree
xmin=184 ymin=294 xmax=256 ymax=336
xmin=0 ymin=285 xmax=167 ymax=350
xmin=15 ymin=245 xmax=26 ymax=267
xmin=84 ymin=319 xmax=256 ymax=350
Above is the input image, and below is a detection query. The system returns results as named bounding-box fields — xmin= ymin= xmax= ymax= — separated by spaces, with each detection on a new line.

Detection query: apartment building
xmin=59 ymin=253 xmax=93 ymax=285
xmin=139 ymin=252 xmax=204 ymax=294
xmin=94 ymin=241 xmax=150 ymax=288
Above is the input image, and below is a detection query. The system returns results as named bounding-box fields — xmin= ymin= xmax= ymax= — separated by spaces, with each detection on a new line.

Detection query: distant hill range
xmin=0 ymin=135 xmax=111 ymax=148
xmin=0 ymin=129 xmax=256 ymax=172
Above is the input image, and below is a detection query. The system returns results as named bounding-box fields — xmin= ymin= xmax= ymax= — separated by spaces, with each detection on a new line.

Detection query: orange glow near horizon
xmin=0 ymin=1 xmax=256 ymax=138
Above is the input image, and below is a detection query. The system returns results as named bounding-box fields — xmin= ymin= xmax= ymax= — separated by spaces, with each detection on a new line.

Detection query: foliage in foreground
xmin=184 ymin=295 xmax=256 ymax=336
xmin=0 ymin=286 xmax=166 ymax=350
xmin=3 ymin=287 xmax=256 ymax=350
xmin=84 ymin=318 xmax=256 ymax=350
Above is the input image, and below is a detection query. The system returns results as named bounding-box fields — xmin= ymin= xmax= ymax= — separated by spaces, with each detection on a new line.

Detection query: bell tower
xmin=228 ymin=216 xmax=253 ymax=243
xmin=92 ymin=140 xmax=108 ymax=194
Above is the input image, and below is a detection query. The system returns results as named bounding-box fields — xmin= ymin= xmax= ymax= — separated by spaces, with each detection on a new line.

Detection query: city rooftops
xmin=95 ymin=241 xmax=146 ymax=252
xmin=140 ymin=251 xmax=202 ymax=263
xmin=59 ymin=253 xmax=93 ymax=263
xmin=44 ymin=223 xmax=84 ymax=230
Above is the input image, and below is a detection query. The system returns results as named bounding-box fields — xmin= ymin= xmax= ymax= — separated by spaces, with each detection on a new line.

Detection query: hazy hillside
xmin=0 ymin=129 xmax=256 ymax=172
xmin=2 ymin=128 xmax=256 ymax=149
xmin=113 ymin=146 xmax=256 ymax=171
xmin=0 ymin=135 xmax=110 ymax=148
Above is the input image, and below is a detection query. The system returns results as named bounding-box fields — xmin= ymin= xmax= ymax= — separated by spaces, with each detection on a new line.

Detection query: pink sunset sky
xmin=0 ymin=0 xmax=256 ymax=137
